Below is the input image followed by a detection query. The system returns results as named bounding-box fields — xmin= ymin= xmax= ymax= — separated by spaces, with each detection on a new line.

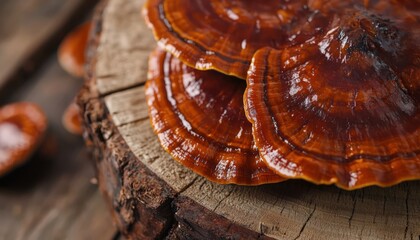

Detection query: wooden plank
xmin=0 ymin=57 xmax=116 ymax=240
xmin=83 ymin=0 xmax=420 ymax=239
xmin=0 ymin=0 xmax=98 ymax=93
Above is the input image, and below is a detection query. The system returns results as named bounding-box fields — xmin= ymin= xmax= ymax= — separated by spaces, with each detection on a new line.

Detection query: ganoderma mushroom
xmin=58 ymin=22 xmax=91 ymax=78
xmin=143 ymin=0 xmax=327 ymax=79
xmin=58 ymin=22 xmax=91 ymax=135
xmin=245 ymin=4 xmax=420 ymax=189
xmin=144 ymin=0 xmax=420 ymax=80
xmin=62 ymin=101 xmax=83 ymax=135
xmin=146 ymin=48 xmax=284 ymax=185
xmin=0 ymin=102 xmax=47 ymax=176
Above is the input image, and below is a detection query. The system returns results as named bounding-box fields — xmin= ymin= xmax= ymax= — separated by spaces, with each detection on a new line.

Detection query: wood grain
xmin=81 ymin=0 xmax=420 ymax=239
xmin=0 ymin=0 xmax=98 ymax=93
xmin=0 ymin=57 xmax=116 ymax=240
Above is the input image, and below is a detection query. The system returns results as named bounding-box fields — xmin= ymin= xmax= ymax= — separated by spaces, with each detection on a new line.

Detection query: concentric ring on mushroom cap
xmin=143 ymin=0 xmax=329 ymax=79
xmin=0 ymin=103 xmax=47 ymax=176
xmin=245 ymin=8 xmax=420 ymax=190
xmin=146 ymin=48 xmax=284 ymax=185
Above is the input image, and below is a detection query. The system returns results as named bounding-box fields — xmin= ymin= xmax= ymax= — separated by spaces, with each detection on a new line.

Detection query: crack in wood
xmin=259 ymin=222 xmax=267 ymax=237
xmin=115 ymin=116 xmax=149 ymax=128
xmin=97 ymin=74 xmax=118 ymax=79
xmin=373 ymin=212 xmax=377 ymax=224
xmin=259 ymin=222 xmax=264 ymax=235
xmin=383 ymin=195 xmax=387 ymax=215
xmin=213 ymin=189 xmax=234 ymax=212
xmin=198 ymin=180 xmax=207 ymax=191
xmin=404 ymin=187 xmax=411 ymax=239
xmin=177 ymin=176 xmax=200 ymax=196
xmin=349 ymin=195 xmax=357 ymax=227
xmin=359 ymin=223 xmax=366 ymax=238
xmin=336 ymin=189 xmax=343 ymax=203
xmin=293 ymin=205 xmax=316 ymax=240
xmin=99 ymin=81 xmax=146 ymax=98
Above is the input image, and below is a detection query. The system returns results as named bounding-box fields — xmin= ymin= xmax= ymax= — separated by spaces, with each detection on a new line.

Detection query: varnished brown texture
xmin=144 ymin=0 xmax=324 ymax=79
xmin=146 ymin=48 xmax=283 ymax=185
xmin=245 ymin=2 xmax=420 ymax=189
xmin=58 ymin=22 xmax=91 ymax=78
xmin=144 ymin=0 xmax=417 ymax=79
xmin=0 ymin=103 xmax=47 ymax=176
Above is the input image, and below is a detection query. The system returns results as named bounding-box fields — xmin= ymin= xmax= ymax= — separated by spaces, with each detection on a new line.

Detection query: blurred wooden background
xmin=0 ymin=0 xmax=117 ymax=239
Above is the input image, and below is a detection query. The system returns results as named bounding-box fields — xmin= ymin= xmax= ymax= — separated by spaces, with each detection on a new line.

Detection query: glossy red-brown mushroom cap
xmin=146 ymin=48 xmax=284 ymax=185
xmin=144 ymin=0 xmax=329 ymax=79
xmin=144 ymin=0 xmax=420 ymax=79
xmin=58 ymin=22 xmax=91 ymax=78
xmin=245 ymin=7 xmax=420 ymax=189
xmin=63 ymin=101 xmax=83 ymax=135
xmin=0 ymin=103 xmax=47 ymax=176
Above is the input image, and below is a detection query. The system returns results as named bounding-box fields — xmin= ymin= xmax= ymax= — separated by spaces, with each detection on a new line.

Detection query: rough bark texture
xmin=78 ymin=0 xmax=420 ymax=239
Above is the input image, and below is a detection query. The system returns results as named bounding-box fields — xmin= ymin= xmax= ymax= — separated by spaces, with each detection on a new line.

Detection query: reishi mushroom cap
xmin=146 ymin=48 xmax=284 ymax=185
xmin=58 ymin=22 xmax=91 ymax=78
xmin=0 ymin=102 xmax=47 ymax=176
xmin=245 ymin=6 xmax=420 ymax=189
xmin=143 ymin=0 xmax=420 ymax=80
xmin=143 ymin=0 xmax=330 ymax=79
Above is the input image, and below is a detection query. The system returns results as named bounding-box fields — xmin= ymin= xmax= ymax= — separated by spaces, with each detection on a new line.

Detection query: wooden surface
xmin=0 ymin=57 xmax=117 ymax=240
xmin=81 ymin=0 xmax=420 ymax=239
xmin=0 ymin=0 xmax=98 ymax=93
xmin=0 ymin=1 xmax=117 ymax=239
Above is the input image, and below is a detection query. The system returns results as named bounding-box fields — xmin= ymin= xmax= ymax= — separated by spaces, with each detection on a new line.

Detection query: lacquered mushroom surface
xmin=144 ymin=0 xmax=418 ymax=79
xmin=144 ymin=0 xmax=327 ymax=79
xmin=245 ymin=6 xmax=420 ymax=189
xmin=0 ymin=103 xmax=47 ymax=176
xmin=58 ymin=22 xmax=91 ymax=78
xmin=146 ymin=48 xmax=283 ymax=185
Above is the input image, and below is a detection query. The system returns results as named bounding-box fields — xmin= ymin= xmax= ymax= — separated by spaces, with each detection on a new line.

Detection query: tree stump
xmin=78 ymin=0 xmax=420 ymax=239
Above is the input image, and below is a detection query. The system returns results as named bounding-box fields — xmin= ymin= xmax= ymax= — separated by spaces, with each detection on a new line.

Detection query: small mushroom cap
xmin=146 ymin=48 xmax=284 ymax=185
xmin=62 ymin=101 xmax=83 ymax=135
xmin=58 ymin=22 xmax=91 ymax=78
xmin=0 ymin=102 xmax=47 ymax=176
xmin=245 ymin=5 xmax=420 ymax=189
xmin=144 ymin=0 xmax=327 ymax=79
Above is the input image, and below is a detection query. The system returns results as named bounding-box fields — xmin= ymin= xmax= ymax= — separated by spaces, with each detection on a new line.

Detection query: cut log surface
xmin=79 ymin=0 xmax=420 ymax=239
